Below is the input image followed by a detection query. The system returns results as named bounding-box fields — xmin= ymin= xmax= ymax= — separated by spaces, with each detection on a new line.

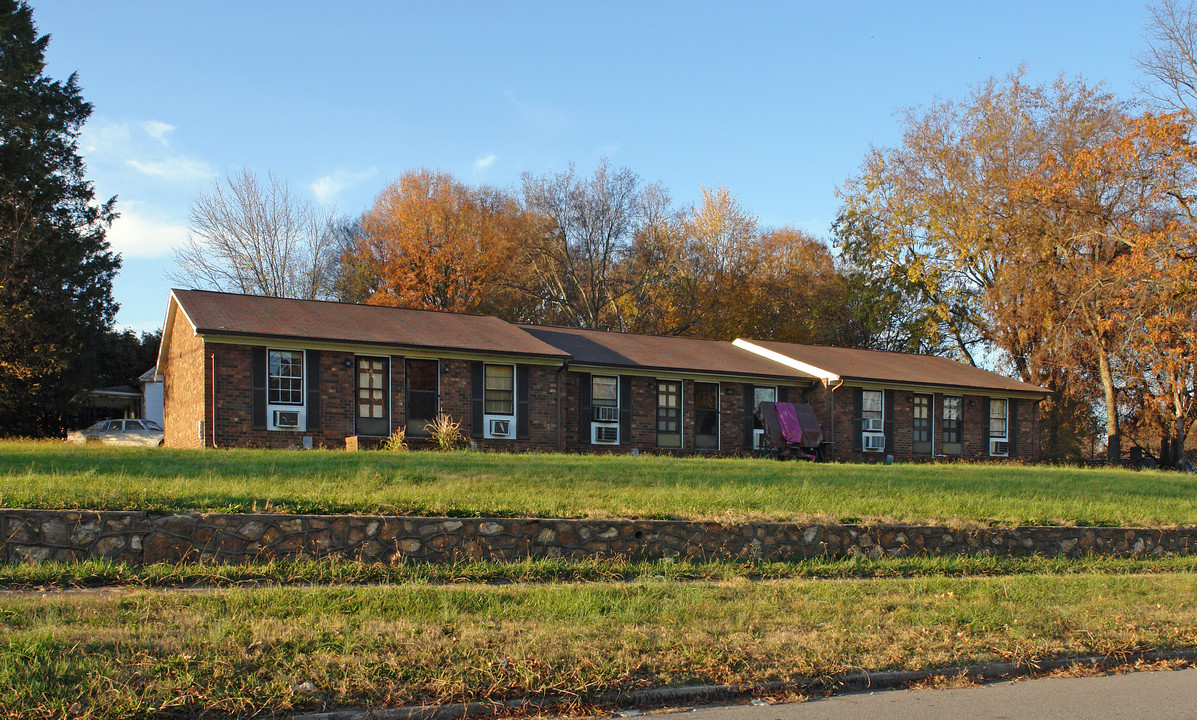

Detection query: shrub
xmin=424 ymin=413 xmax=463 ymax=451
xmin=383 ymin=426 xmax=408 ymax=452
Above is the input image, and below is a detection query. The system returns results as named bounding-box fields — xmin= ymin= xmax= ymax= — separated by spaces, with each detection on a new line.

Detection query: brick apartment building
xmin=156 ymin=289 xmax=1047 ymax=461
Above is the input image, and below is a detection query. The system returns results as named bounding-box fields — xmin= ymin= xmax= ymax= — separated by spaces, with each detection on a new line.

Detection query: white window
xmin=268 ymin=350 xmax=304 ymax=405
xmin=752 ymin=386 xmax=777 ymax=449
xmin=593 ymin=376 xmax=619 ymax=421
xmin=592 ymin=376 xmax=620 ymax=442
xmin=989 ymin=398 xmax=1009 ymax=457
xmin=267 ymin=349 xmax=306 ymax=431
xmin=483 ymin=364 xmax=515 ymax=439
xmin=862 ymin=390 xmax=884 ymax=436
xmin=989 ymin=399 xmax=1008 ymax=438
xmin=484 ymin=364 xmax=514 ymax=415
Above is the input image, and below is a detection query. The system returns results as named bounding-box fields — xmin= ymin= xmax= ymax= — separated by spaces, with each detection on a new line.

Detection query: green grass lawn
xmin=2 ymin=440 xmax=1195 ymax=526
xmin=4 ymin=572 xmax=1195 ymax=718
xmin=1 ymin=554 xmax=1195 ymax=590
xmin=1 ymin=440 xmax=1193 ymax=526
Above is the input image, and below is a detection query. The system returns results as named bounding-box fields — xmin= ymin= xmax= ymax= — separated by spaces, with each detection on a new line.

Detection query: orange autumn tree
xmin=1013 ymin=111 xmax=1197 ymax=462
xmin=357 ymin=169 xmax=525 ymax=315
xmin=744 ymin=227 xmax=850 ymax=346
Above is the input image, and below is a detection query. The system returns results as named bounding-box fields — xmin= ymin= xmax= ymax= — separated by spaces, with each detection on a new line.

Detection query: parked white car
xmin=66 ymin=418 xmax=164 ymax=447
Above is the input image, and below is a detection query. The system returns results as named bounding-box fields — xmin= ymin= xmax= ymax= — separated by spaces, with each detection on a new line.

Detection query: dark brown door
xmin=913 ymin=393 xmax=932 ymax=455
xmin=355 ymin=356 xmax=389 ymax=437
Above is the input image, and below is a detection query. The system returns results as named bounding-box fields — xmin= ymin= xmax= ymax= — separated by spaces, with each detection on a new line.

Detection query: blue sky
xmin=32 ymin=1 xmax=1153 ymax=333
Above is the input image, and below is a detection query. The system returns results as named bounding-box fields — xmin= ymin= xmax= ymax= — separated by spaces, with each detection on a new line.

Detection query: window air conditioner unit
xmin=593 ymin=425 xmax=619 ymax=444
xmin=753 ymin=428 xmax=768 ymax=449
xmin=990 ymin=439 xmax=1009 ymax=456
xmin=863 ymin=433 xmax=885 ymax=452
xmin=273 ymin=410 xmax=300 ymax=429
xmin=489 ymin=419 xmax=511 ymax=437
xmin=862 ymin=417 xmax=884 ymax=433
xmin=593 ymin=405 xmax=620 ymax=422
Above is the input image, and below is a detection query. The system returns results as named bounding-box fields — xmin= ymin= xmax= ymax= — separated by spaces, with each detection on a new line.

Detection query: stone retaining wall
xmin=2 ymin=509 xmax=1195 ymax=564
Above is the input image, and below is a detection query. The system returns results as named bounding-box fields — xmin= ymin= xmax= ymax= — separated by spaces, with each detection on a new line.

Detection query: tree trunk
xmin=1098 ymin=349 xmax=1120 ymax=463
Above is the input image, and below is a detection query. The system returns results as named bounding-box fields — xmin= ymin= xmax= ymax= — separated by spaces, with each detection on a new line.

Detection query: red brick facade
xmin=162 ymin=319 xmax=205 ymax=449
xmin=830 ymin=385 xmax=1040 ymax=463
xmin=163 ymin=324 xmax=564 ymax=451
xmin=162 ymin=312 xmax=1041 ymax=460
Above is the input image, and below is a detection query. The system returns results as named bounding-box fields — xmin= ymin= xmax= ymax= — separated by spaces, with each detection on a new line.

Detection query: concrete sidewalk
xmin=647 ymin=668 xmax=1197 ymax=720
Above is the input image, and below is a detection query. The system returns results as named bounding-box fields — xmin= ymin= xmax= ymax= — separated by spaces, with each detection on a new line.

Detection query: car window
xmin=143 ymin=421 xmax=163 ymax=431
xmin=126 ymin=420 xmax=144 ymax=430
xmin=98 ymin=421 xmax=116 ymax=430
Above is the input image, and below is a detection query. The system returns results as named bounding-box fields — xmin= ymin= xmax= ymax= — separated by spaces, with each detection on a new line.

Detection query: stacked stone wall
xmin=3 ymin=509 xmax=1192 ymax=565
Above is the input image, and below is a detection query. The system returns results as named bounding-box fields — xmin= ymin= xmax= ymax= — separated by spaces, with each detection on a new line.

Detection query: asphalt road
xmin=640 ymin=668 xmax=1197 ymax=720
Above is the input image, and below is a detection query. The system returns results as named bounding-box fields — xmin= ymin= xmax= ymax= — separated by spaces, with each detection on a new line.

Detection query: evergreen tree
xmin=0 ymin=0 xmax=119 ymax=436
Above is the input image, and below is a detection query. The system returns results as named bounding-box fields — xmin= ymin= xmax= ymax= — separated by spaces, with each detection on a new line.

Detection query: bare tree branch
xmin=169 ymin=169 xmax=336 ymax=299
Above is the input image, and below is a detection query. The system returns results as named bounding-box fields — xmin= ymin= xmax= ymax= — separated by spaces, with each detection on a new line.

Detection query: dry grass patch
xmin=2 ymin=573 xmax=1196 ymax=718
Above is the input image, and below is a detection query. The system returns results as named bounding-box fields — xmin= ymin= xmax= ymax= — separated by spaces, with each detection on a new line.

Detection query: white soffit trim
xmin=732 ymin=338 xmax=840 ymax=384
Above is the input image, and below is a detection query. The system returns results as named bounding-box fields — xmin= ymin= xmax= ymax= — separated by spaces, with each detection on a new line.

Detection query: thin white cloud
xmin=142 ymin=120 xmax=175 ymax=144
xmin=474 ymin=153 xmax=497 ymax=172
xmin=106 ymin=210 xmax=189 ymax=258
xmin=81 ymin=118 xmax=214 ymax=183
xmin=310 ymin=167 xmax=377 ymax=204
xmin=127 ymin=156 xmax=212 ymax=181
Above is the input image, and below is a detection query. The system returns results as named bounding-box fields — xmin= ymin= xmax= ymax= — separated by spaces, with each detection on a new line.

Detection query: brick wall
xmin=562 ymin=372 xmax=774 ymax=455
xmin=192 ymin=349 xmax=563 ymax=451
xmin=206 ymin=344 xmax=356 ymax=449
xmin=162 ymin=317 xmax=205 ymax=449
xmin=166 ymin=332 xmax=1041 ymax=462
xmin=831 ymin=385 xmax=1040 ymax=463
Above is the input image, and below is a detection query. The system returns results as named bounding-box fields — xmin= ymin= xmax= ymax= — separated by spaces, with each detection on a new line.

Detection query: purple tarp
xmin=775 ymin=402 xmax=803 ymax=445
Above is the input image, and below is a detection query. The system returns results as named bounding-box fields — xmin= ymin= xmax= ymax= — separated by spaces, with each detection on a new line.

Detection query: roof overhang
xmin=198 ymin=332 xmax=570 ymax=367
xmin=565 ymin=362 xmax=817 ymax=386
xmin=834 ymin=377 xmax=1049 ymax=400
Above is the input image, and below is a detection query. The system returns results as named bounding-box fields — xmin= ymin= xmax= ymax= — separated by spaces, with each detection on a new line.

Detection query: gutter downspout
xmin=828 ymin=378 xmax=843 ymax=461
xmin=210 ymin=351 xmax=219 ymax=448
xmin=556 ymin=361 xmax=570 ymax=452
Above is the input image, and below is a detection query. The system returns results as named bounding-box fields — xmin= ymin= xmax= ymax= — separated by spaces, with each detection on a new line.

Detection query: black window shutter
xmin=933 ymin=393 xmax=941 ymax=452
xmin=852 ymin=387 xmax=863 ymax=452
xmin=1007 ymin=399 xmax=1018 ymax=456
xmin=982 ymin=396 xmax=991 ymax=455
xmin=516 ymin=364 xmax=530 ymax=439
xmin=619 ymin=375 xmax=632 ymax=444
xmin=251 ymin=346 xmax=267 ymax=430
xmin=883 ymin=388 xmax=895 ymax=453
xmin=743 ymin=385 xmax=755 ymax=447
xmin=306 ymin=350 xmax=321 ymax=431
xmin=777 ymin=386 xmax=787 ymax=404
xmin=470 ymin=361 xmax=484 ymax=438
xmin=578 ymin=372 xmax=592 ymax=445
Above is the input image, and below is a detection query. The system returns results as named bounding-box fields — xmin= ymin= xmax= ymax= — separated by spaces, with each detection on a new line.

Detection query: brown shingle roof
xmin=519 ymin=325 xmax=818 ymax=381
xmin=742 ymin=338 xmax=1048 ymax=395
xmin=171 ymin=289 xmax=571 ymax=359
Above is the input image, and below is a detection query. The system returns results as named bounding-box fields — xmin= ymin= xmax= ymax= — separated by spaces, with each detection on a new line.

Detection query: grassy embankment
xmin=2 ymin=439 xmax=1195 ymax=527
xmin=2 ymin=440 xmax=1196 ymax=718
xmin=4 ymin=573 xmax=1197 ymax=718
